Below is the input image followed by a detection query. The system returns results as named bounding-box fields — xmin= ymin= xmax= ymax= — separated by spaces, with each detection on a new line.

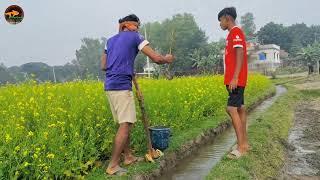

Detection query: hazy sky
xmin=1 ymin=0 xmax=319 ymax=67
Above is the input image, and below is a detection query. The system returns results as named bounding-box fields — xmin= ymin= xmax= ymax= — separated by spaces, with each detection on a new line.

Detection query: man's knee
xmin=119 ymin=122 xmax=132 ymax=133
xmin=238 ymin=106 xmax=246 ymax=113
xmin=226 ymin=106 xmax=238 ymax=114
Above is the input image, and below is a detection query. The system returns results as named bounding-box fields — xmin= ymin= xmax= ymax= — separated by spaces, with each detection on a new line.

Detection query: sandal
xmin=227 ymin=149 xmax=246 ymax=159
xmin=231 ymin=144 xmax=252 ymax=151
xmin=106 ymin=166 xmax=128 ymax=176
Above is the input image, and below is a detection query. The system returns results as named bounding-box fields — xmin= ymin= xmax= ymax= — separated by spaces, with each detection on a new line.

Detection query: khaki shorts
xmin=106 ymin=90 xmax=137 ymax=124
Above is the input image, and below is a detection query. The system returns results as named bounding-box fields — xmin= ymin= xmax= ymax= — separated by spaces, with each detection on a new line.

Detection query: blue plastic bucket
xmin=149 ymin=126 xmax=171 ymax=151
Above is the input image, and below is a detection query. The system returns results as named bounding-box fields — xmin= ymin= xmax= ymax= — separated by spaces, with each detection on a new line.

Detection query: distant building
xmin=222 ymin=43 xmax=284 ymax=75
xmin=247 ymin=43 xmax=282 ymax=74
xmin=143 ymin=63 xmax=156 ymax=74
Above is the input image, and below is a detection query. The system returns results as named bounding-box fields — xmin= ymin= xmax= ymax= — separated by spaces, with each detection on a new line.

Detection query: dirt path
xmin=293 ymin=75 xmax=320 ymax=90
xmin=294 ymin=81 xmax=320 ymax=90
xmin=275 ymin=72 xmax=308 ymax=79
xmin=280 ymin=98 xmax=320 ymax=180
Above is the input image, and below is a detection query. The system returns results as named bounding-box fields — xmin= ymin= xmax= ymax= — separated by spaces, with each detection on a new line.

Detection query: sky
xmin=0 ymin=0 xmax=319 ymax=67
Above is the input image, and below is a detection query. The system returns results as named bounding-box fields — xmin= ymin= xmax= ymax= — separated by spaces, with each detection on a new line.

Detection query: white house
xmin=248 ymin=44 xmax=281 ymax=73
xmin=143 ymin=63 xmax=156 ymax=73
xmin=135 ymin=61 xmax=158 ymax=78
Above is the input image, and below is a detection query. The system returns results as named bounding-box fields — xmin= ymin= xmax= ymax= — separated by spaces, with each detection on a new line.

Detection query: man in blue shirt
xmin=101 ymin=14 xmax=174 ymax=175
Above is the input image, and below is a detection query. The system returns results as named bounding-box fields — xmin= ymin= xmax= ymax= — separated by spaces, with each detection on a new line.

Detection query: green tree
xmin=19 ymin=62 xmax=52 ymax=82
xmin=240 ymin=12 xmax=256 ymax=40
xmin=7 ymin=62 xmax=79 ymax=83
xmin=74 ymin=38 xmax=105 ymax=79
xmin=141 ymin=13 xmax=208 ymax=74
xmin=53 ymin=63 xmax=79 ymax=82
xmin=310 ymin=25 xmax=320 ymax=43
xmin=0 ymin=64 xmax=15 ymax=84
xmin=257 ymin=22 xmax=320 ymax=55
xmin=287 ymin=23 xmax=314 ymax=55
xmin=288 ymin=23 xmax=313 ymax=46
xmin=257 ymin=22 xmax=292 ymax=51
xmin=298 ymin=42 xmax=320 ymax=65
xmin=191 ymin=42 xmax=224 ymax=74
xmin=7 ymin=66 xmax=26 ymax=82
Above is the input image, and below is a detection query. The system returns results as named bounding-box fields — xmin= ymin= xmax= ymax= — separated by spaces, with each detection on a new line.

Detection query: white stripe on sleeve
xmin=138 ymin=40 xmax=150 ymax=51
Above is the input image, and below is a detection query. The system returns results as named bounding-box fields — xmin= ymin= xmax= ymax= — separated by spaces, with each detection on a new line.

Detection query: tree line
xmin=1 ymin=12 xmax=320 ymax=84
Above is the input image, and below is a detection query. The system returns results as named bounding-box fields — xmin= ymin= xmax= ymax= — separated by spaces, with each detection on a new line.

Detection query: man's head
xmin=218 ymin=7 xmax=237 ymax=31
xmin=119 ymin=14 xmax=141 ymax=32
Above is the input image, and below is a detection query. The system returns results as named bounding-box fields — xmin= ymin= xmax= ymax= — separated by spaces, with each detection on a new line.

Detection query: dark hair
xmin=119 ymin=14 xmax=140 ymax=24
xmin=218 ymin=7 xmax=237 ymax=21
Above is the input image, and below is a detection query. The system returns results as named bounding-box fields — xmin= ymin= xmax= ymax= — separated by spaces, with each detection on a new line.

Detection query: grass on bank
xmin=206 ymin=82 xmax=320 ymax=180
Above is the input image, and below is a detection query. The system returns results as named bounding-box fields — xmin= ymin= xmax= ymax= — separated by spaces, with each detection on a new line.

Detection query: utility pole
xmin=315 ymin=32 xmax=320 ymax=74
xmin=317 ymin=60 xmax=320 ymax=74
xmin=144 ymin=27 xmax=151 ymax=78
xmin=52 ymin=66 xmax=57 ymax=83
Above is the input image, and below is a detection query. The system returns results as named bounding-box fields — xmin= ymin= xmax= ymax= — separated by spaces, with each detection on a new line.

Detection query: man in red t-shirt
xmin=218 ymin=7 xmax=249 ymax=158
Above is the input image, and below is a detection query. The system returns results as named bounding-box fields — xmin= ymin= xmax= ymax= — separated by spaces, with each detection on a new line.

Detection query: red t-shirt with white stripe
xmin=224 ymin=26 xmax=248 ymax=87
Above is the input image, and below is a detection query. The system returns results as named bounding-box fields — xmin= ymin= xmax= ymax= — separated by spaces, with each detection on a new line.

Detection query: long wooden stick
xmin=165 ymin=29 xmax=176 ymax=80
xmin=132 ymin=75 xmax=153 ymax=153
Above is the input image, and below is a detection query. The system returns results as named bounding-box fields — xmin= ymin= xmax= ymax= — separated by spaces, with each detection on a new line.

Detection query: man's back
xmin=104 ymin=31 xmax=146 ymax=91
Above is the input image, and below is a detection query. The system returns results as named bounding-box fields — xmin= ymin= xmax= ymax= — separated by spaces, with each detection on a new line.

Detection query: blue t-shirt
xmin=104 ymin=31 xmax=149 ymax=91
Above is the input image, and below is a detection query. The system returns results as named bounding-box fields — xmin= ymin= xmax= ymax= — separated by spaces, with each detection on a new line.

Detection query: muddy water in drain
xmin=158 ymin=86 xmax=287 ymax=180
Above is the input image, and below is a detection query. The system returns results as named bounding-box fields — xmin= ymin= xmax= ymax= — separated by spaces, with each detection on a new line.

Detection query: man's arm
xmin=141 ymin=45 xmax=174 ymax=64
xmin=101 ymin=53 xmax=107 ymax=71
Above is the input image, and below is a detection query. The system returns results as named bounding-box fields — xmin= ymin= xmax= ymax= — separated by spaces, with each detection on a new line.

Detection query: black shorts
xmin=226 ymin=85 xmax=245 ymax=107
